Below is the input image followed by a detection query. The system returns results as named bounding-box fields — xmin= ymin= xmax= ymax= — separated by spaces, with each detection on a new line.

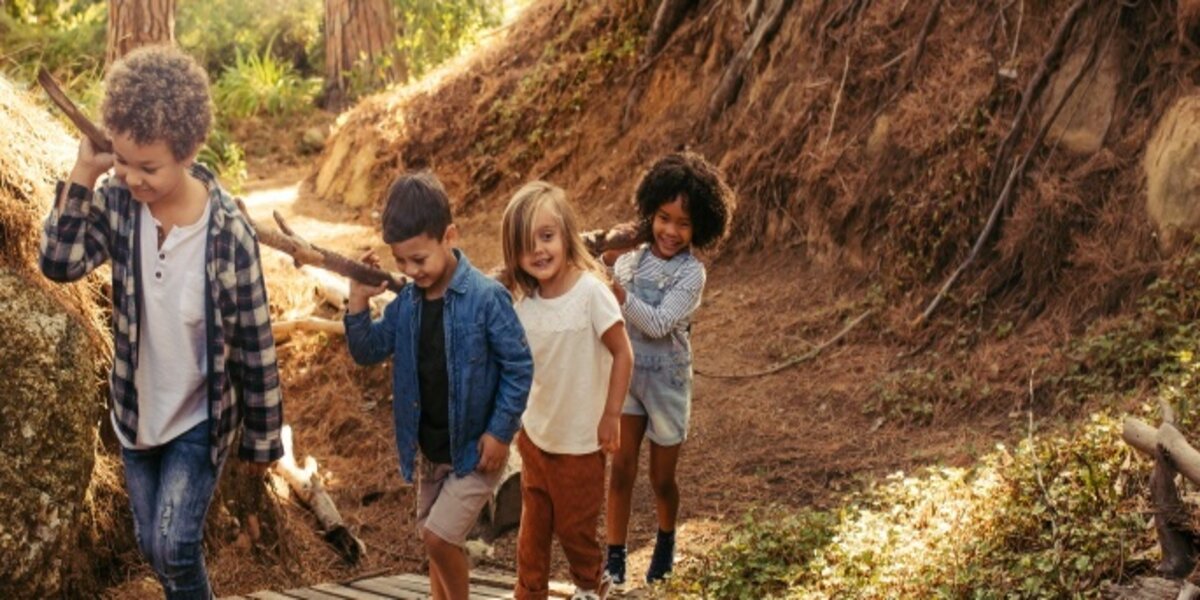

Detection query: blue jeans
xmin=122 ymin=420 xmax=222 ymax=599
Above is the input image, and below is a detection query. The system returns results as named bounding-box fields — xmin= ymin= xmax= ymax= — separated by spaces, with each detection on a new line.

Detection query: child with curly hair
xmin=39 ymin=46 xmax=283 ymax=598
xmin=603 ymin=151 xmax=735 ymax=588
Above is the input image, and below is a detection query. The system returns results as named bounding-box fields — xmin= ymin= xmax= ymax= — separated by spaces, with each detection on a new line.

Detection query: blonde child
xmin=603 ymin=152 xmax=735 ymax=587
xmin=501 ymin=181 xmax=634 ymax=600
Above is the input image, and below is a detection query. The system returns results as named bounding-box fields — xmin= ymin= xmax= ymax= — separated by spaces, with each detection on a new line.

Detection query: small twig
xmin=1009 ymin=0 xmax=1025 ymax=65
xmin=696 ymin=309 xmax=872 ymax=379
xmin=825 ymin=53 xmax=852 ymax=148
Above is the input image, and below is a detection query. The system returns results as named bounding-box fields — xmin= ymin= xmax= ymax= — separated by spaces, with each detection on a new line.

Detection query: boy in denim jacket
xmin=344 ymin=172 xmax=532 ymax=600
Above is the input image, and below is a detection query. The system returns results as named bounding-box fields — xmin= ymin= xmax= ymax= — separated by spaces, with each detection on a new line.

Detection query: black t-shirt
xmin=417 ymin=297 xmax=451 ymax=464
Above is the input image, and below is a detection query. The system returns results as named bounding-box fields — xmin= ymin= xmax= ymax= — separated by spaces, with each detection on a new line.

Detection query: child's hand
xmin=610 ymin=280 xmax=627 ymax=305
xmin=348 ymin=250 xmax=390 ymax=313
xmin=70 ymin=137 xmax=114 ymax=186
xmin=476 ymin=433 xmax=509 ymax=473
xmin=598 ymin=413 xmax=620 ymax=454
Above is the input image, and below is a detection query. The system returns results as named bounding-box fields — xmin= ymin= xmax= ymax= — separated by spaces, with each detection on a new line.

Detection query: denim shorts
xmin=622 ymin=358 xmax=692 ymax=446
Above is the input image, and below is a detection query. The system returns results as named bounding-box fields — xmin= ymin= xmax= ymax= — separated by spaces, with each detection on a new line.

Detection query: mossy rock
xmin=0 ymin=268 xmax=104 ymax=597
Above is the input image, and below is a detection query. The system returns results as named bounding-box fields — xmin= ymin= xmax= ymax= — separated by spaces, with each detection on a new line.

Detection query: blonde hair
xmin=501 ymin=181 xmax=605 ymax=298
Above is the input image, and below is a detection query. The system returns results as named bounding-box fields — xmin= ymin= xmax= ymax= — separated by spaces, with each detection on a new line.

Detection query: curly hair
xmin=635 ymin=151 xmax=736 ymax=250
xmin=102 ymin=45 xmax=212 ymax=161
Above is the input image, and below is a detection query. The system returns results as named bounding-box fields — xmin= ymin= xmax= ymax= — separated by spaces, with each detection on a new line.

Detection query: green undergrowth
xmin=663 ymin=412 xmax=1154 ymax=599
xmin=1056 ymin=246 xmax=1200 ymax=402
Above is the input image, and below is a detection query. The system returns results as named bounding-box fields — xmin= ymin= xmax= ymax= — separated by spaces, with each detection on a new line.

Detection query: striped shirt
xmin=613 ymin=244 xmax=706 ymax=340
xmin=39 ymin=163 xmax=283 ymax=466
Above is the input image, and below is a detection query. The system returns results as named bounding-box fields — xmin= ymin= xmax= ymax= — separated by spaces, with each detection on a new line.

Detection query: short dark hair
xmin=381 ymin=172 xmax=452 ymax=243
xmin=635 ymin=151 xmax=736 ymax=250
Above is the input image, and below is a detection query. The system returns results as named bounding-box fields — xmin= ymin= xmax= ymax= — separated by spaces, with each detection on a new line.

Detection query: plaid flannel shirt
xmin=39 ymin=163 xmax=283 ymax=467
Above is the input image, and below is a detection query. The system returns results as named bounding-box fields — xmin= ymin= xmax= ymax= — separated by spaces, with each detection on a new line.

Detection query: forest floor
xmin=99 ymin=151 xmax=1023 ymax=598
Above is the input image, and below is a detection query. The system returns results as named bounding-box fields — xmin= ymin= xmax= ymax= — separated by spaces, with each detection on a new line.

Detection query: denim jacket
xmin=343 ymin=249 xmax=532 ymax=481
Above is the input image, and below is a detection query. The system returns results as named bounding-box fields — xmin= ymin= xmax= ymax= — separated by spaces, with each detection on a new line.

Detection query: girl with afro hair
xmin=602 ymin=151 xmax=735 ymax=588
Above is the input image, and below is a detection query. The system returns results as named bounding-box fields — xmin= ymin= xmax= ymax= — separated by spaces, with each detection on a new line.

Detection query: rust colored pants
xmin=515 ymin=432 xmax=605 ymax=599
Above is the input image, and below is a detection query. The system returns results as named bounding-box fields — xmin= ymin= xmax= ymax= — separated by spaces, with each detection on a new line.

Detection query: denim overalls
xmin=620 ymin=245 xmax=696 ymax=446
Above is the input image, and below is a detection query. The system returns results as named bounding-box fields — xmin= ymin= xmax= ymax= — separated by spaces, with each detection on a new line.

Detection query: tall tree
xmin=323 ymin=0 xmax=405 ymax=110
xmin=105 ymin=0 xmax=176 ymax=66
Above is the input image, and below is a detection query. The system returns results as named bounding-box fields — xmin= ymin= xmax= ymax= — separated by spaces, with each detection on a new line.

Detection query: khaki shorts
xmin=416 ymin=458 xmax=502 ymax=547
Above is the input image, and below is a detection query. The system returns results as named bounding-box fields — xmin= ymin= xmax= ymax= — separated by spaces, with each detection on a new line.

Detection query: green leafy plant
xmin=197 ymin=126 xmax=247 ymax=193
xmin=393 ymin=0 xmax=504 ymax=81
xmin=666 ymin=414 xmax=1151 ymax=599
xmin=213 ymin=39 xmax=319 ymax=119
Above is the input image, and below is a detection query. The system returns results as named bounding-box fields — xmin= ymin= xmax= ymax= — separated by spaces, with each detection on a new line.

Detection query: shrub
xmin=213 ymin=40 xmax=319 ymax=119
xmin=667 ymin=414 xmax=1152 ymax=599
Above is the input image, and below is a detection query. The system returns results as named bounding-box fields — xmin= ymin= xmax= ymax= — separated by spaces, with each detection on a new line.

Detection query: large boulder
xmin=0 ymin=75 xmax=109 ymax=596
xmin=0 ymin=270 xmax=105 ymax=596
xmin=1145 ymin=94 xmax=1200 ymax=249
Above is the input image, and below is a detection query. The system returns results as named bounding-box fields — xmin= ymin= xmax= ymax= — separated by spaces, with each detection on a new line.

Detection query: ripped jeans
xmin=122 ymin=420 xmax=222 ymax=599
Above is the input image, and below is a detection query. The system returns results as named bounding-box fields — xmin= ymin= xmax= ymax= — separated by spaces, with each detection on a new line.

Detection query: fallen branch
xmin=696 ymin=309 xmax=872 ymax=379
xmin=274 ymin=425 xmax=365 ymax=564
xmin=37 ymin=69 xmax=111 ymax=153
xmin=916 ymin=3 xmax=1106 ymax=325
xmin=1123 ymin=417 xmax=1200 ymax=581
xmin=272 ymin=317 xmax=345 ymax=344
xmin=242 ymin=205 xmax=406 ymax=295
xmin=1123 ymin=418 xmax=1200 ymax=489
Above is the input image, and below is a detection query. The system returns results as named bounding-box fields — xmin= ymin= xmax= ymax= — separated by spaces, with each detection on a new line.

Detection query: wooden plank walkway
xmin=224 ymin=570 xmax=576 ymax=600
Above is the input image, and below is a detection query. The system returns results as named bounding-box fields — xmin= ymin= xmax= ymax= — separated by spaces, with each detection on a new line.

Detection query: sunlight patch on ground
xmin=241 ymin=181 xmax=302 ymax=213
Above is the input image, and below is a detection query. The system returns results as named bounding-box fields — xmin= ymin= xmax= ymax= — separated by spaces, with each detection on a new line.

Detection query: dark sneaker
xmin=605 ymin=544 xmax=627 ymax=591
xmin=645 ymin=530 xmax=675 ymax=584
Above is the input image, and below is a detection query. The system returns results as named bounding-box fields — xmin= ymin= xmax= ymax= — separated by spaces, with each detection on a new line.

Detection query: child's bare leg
xmin=424 ymin=528 xmax=469 ymax=600
xmin=648 ymin=442 xmax=682 ymax=531
xmin=606 ymin=414 xmax=647 ymax=544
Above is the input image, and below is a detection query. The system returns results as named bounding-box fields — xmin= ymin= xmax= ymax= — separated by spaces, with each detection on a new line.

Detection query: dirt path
xmin=193 ymin=168 xmax=1015 ymax=597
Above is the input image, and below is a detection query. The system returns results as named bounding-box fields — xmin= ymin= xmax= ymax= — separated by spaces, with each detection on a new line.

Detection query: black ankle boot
xmin=646 ymin=530 xmax=675 ymax=583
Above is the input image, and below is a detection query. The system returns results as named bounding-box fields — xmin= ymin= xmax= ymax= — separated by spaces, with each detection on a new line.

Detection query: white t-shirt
xmin=515 ymin=272 xmax=623 ymax=455
xmin=114 ymin=201 xmax=211 ymax=449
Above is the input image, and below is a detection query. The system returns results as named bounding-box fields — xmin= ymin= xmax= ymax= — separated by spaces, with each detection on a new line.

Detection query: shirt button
xmin=159 ymin=253 xmax=165 ymax=260
xmin=155 ymin=271 xmax=162 ymax=279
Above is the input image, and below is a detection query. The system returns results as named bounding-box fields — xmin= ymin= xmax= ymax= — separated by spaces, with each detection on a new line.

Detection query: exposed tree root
xmin=708 ymin=0 xmax=798 ymax=119
xmin=695 ymin=309 xmax=872 ymax=379
xmin=918 ymin=0 xmax=1107 ymax=325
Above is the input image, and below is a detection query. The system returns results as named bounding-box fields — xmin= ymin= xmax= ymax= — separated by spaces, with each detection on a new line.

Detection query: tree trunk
xmin=323 ymin=0 xmax=405 ymax=110
xmin=105 ymin=0 xmax=176 ymax=67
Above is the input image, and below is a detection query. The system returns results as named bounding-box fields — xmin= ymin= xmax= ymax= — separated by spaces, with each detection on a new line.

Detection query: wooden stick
xmin=37 ymin=69 xmax=112 ymax=154
xmin=825 ymin=53 xmax=852 ymax=148
xmin=1123 ymin=417 xmax=1158 ymax=457
xmin=272 ymin=317 xmax=345 ymax=343
xmin=274 ymin=425 xmax=365 ymax=564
